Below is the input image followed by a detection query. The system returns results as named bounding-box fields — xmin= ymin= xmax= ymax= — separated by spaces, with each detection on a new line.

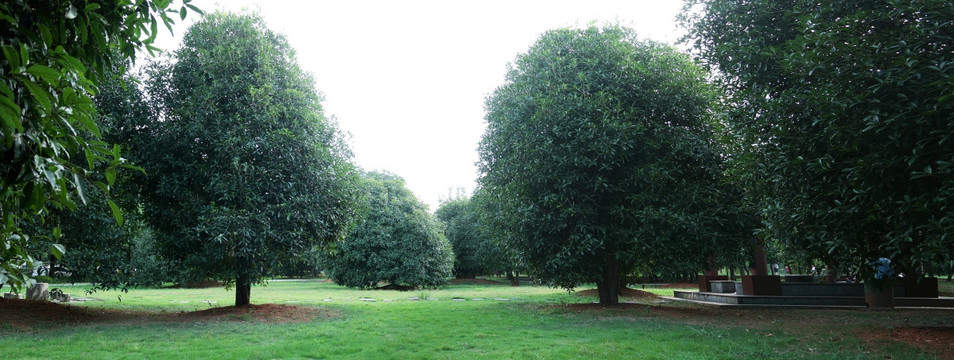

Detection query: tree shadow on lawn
xmin=0 ymin=298 xmax=337 ymax=332
xmin=561 ymin=290 xmax=954 ymax=359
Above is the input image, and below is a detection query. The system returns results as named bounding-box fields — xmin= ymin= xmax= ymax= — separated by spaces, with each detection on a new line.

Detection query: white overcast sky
xmin=155 ymin=0 xmax=687 ymax=211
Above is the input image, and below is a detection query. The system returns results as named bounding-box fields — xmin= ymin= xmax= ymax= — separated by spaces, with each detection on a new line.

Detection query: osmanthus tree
xmin=435 ymin=196 xmax=508 ymax=279
xmin=478 ymin=25 xmax=748 ymax=305
xmin=0 ymin=0 xmax=197 ymax=292
xmin=323 ymin=171 xmax=454 ymax=289
xmin=134 ymin=12 xmax=360 ymax=306
xmin=684 ymin=0 xmax=954 ymax=277
xmin=25 ymin=64 xmax=170 ymax=291
xmin=471 ymin=186 xmax=530 ymax=286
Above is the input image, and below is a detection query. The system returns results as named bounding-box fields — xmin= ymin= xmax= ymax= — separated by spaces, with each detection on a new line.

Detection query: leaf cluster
xmin=435 ymin=196 xmax=509 ymax=278
xmin=0 ymin=0 xmax=194 ymax=293
xmin=686 ymin=0 xmax=954 ymax=275
xmin=478 ymin=25 xmax=748 ymax=293
xmin=324 ymin=171 xmax=454 ymax=289
xmin=128 ymin=12 xmax=360 ymax=292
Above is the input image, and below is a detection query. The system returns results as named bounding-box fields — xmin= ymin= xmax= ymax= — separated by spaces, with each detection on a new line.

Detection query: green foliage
xmin=471 ymin=186 xmax=530 ymax=282
xmin=21 ymin=60 xmax=174 ymax=292
xmin=131 ymin=12 xmax=360 ymax=305
xmin=275 ymin=245 xmax=323 ymax=278
xmin=478 ymin=25 xmax=748 ymax=304
xmin=435 ymin=196 xmax=508 ymax=278
xmin=46 ymin=62 xmax=167 ymax=291
xmin=0 ymin=0 xmax=195 ymax=293
xmin=685 ymin=0 xmax=954 ymax=275
xmin=26 ymin=199 xmax=139 ymax=289
xmin=323 ymin=171 xmax=454 ymax=289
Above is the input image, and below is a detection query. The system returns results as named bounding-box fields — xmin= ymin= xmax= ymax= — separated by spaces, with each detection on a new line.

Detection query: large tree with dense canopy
xmin=323 ymin=171 xmax=454 ymax=289
xmin=684 ymin=0 xmax=954 ymax=277
xmin=134 ymin=12 xmax=360 ymax=306
xmin=478 ymin=25 xmax=747 ymax=304
xmin=435 ymin=195 xmax=508 ymax=279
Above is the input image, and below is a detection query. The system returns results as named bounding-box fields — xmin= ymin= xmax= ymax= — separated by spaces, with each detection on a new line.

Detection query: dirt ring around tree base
xmin=0 ymin=299 xmax=337 ymax=331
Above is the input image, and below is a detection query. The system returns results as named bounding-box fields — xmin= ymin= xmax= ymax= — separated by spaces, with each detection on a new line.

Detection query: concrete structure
xmin=674 ymin=277 xmax=953 ymax=308
xmin=710 ymin=280 xmax=736 ymax=293
xmin=673 ymin=290 xmax=954 ymax=308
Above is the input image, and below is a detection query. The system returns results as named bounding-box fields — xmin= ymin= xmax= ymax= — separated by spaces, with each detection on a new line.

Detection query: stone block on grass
xmin=710 ymin=280 xmax=736 ymax=293
xmin=697 ymin=275 xmax=729 ymax=292
xmin=27 ymin=283 xmax=49 ymax=301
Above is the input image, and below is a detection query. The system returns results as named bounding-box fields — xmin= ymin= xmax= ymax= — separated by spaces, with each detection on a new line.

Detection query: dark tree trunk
xmin=704 ymin=255 xmax=719 ymax=276
xmin=507 ymin=271 xmax=520 ymax=286
xmin=235 ymin=274 xmax=251 ymax=307
xmin=49 ymin=254 xmax=57 ymax=278
xmin=596 ymin=257 xmax=621 ymax=305
xmin=729 ymin=267 xmax=736 ymax=281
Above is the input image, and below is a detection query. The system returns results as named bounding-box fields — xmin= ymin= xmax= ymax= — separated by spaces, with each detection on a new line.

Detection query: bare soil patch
xmin=0 ymin=299 xmax=113 ymax=330
xmin=0 ymin=298 xmax=335 ymax=331
xmin=177 ymin=303 xmax=334 ymax=323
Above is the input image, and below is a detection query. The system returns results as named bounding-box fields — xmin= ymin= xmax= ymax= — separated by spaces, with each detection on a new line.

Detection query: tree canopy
xmin=479 ymin=25 xmax=746 ymax=304
xmin=131 ymin=12 xmax=359 ymax=306
xmin=435 ymin=195 xmax=508 ymax=279
xmin=323 ymin=171 xmax=454 ymax=289
xmin=685 ymin=0 xmax=954 ymax=277
xmin=0 ymin=0 xmax=196 ymax=292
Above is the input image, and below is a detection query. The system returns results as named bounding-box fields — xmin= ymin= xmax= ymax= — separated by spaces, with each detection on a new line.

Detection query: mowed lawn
xmin=1 ymin=279 xmax=949 ymax=359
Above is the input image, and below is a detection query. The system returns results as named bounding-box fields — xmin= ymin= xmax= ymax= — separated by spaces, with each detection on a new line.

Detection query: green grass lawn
xmin=1 ymin=279 xmax=946 ymax=359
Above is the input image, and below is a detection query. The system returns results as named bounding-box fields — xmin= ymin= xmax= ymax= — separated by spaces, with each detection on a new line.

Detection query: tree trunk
xmin=49 ymin=254 xmax=57 ymax=277
xmin=704 ymin=255 xmax=719 ymax=276
xmin=506 ymin=271 xmax=518 ymax=286
xmin=235 ymin=274 xmax=251 ymax=307
xmin=596 ymin=257 xmax=621 ymax=305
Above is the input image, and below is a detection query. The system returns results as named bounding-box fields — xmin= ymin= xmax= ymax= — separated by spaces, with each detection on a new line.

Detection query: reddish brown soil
xmin=0 ymin=298 xmax=336 ymax=331
xmin=1 ymin=299 xmax=112 ymax=329
xmin=175 ymin=303 xmax=334 ymax=323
